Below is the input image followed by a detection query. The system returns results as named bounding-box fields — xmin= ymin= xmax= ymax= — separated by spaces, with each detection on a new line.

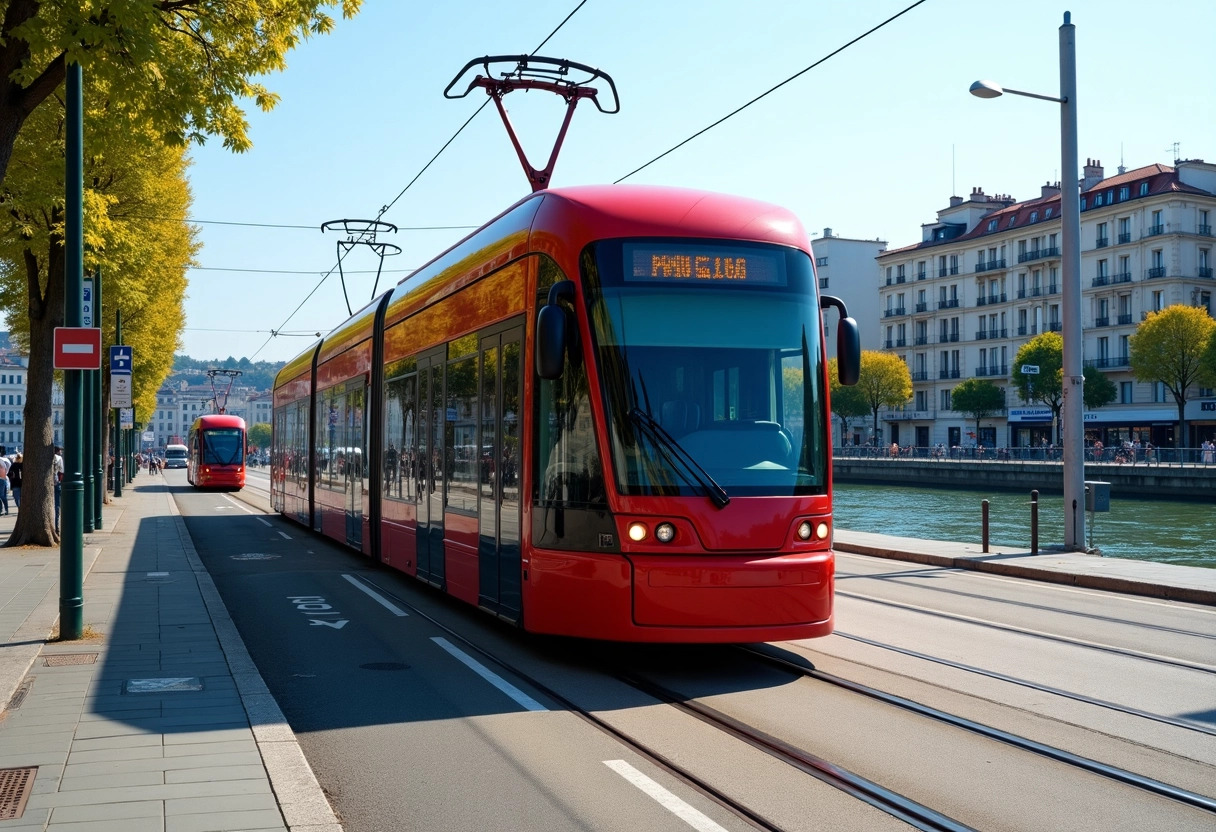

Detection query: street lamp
xmin=972 ymin=11 xmax=1084 ymax=550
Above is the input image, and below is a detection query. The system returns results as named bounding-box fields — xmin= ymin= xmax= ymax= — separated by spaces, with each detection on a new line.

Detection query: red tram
xmin=188 ymin=414 xmax=247 ymax=490
xmin=272 ymin=184 xmax=860 ymax=641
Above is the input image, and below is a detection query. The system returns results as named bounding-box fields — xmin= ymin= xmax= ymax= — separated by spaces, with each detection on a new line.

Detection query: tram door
xmin=416 ymin=351 xmax=446 ymax=587
xmin=478 ymin=327 xmax=523 ymax=620
xmin=344 ymin=384 xmax=365 ymax=550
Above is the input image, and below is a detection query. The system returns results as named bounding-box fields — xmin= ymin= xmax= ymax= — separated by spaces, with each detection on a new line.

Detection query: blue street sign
xmin=110 ymin=345 xmax=133 ymax=374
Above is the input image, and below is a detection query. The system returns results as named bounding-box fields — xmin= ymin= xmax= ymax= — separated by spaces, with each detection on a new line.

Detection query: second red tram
xmin=271 ymin=184 xmax=859 ymax=642
xmin=188 ymin=414 xmax=247 ymax=490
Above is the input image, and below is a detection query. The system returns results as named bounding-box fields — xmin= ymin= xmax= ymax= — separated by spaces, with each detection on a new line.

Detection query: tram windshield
xmin=202 ymin=428 xmax=244 ymax=465
xmin=585 ymin=239 xmax=828 ymax=498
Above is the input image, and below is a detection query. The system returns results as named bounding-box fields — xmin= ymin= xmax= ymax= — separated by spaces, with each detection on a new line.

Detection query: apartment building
xmin=874 ymin=158 xmax=1216 ymax=450
xmin=810 ymin=228 xmax=887 ymax=359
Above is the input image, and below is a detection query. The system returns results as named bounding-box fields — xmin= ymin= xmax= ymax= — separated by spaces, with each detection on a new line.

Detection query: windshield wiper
xmin=630 ymin=407 xmax=729 ymax=509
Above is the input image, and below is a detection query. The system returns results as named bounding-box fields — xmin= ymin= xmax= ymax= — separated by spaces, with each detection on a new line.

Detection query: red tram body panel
xmin=187 ymin=414 xmax=247 ymax=490
xmin=272 ymin=185 xmax=840 ymax=642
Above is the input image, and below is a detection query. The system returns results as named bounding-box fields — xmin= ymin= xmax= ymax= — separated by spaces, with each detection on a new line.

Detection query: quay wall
xmin=831 ymin=457 xmax=1216 ymax=501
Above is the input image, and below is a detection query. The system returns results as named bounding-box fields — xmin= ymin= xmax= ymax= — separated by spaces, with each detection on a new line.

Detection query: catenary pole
xmin=1059 ymin=12 xmax=1084 ymax=550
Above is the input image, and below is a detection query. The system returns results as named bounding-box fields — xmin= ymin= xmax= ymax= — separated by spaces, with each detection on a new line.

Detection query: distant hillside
xmin=171 ymin=355 xmax=285 ymax=391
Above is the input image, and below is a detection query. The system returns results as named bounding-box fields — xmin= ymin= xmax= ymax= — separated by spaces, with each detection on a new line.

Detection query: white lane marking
xmin=256 ymin=517 xmax=272 ymax=527
xmin=603 ymin=760 xmax=728 ymax=832
xmin=221 ymin=494 xmax=257 ymax=515
xmin=430 ymin=637 xmax=547 ymax=712
xmin=341 ymin=574 xmax=408 ymax=617
xmin=278 ymin=531 xmax=292 ymax=540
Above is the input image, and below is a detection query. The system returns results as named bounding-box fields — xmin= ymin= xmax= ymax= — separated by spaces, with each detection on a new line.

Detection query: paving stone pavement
xmin=0 ymin=478 xmax=341 ymax=831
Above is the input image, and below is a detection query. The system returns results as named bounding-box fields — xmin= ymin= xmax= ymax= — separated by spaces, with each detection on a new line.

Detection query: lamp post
xmin=972 ymin=11 xmax=1084 ymax=550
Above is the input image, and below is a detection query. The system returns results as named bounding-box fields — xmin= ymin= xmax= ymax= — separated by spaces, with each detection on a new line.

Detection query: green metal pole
xmin=60 ymin=62 xmax=84 ymax=640
xmin=114 ymin=309 xmax=122 ymax=497
xmin=93 ymin=267 xmax=103 ymax=528
xmin=82 ymin=356 xmax=93 ymax=533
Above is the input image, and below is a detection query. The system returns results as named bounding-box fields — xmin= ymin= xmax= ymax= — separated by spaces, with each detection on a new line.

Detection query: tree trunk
xmin=1176 ymin=394 xmax=1187 ymax=448
xmin=7 ymin=238 xmax=64 ymax=547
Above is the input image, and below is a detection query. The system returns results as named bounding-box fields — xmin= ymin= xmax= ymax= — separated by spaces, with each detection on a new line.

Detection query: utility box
xmin=1084 ymin=481 xmax=1111 ymax=512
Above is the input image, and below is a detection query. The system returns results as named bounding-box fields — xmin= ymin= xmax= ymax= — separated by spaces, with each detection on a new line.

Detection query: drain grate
xmin=43 ymin=654 xmax=98 ymax=667
xmin=0 ymin=767 xmax=36 ymax=819
xmin=5 ymin=679 xmax=33 ymax=711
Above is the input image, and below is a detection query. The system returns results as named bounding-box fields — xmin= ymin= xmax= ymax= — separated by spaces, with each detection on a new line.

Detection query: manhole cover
xmin=43 ymin=654 xmax=98 ymax=667
xmin=231 ymin=553 xmax=281 ymax=561
xmin=360 ymin=662 xmax=410 ymax=671
xmin=124 ymin=677 xmax=204 ymax=694
xmin=0 ymin=767 xmax=36 ymax=819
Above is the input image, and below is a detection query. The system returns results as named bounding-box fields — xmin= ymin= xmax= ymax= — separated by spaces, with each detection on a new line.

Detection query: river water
xmin=833 ymin=483 xmax=1216 ymax=569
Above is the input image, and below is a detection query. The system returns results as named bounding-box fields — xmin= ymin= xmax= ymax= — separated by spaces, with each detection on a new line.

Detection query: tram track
xmin=346 ymin=573 xmax=978 ymax=832
xmin=837 ymin=589 xmax=1216 ymax=675
xmin=738 ymin=644 xmax=1216 ymax=816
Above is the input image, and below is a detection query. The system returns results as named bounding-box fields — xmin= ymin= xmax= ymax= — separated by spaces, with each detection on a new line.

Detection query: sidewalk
xmin=835 ymin=528 xmax=1216 ymax=606
xmin=0 ymin=478 xmax=340 ymax=831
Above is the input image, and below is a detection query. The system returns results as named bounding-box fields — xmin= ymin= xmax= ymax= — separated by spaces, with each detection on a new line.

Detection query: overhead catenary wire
xmin=250 ymin=0 xmax=590 ymax=361
xmin=614 ymin=0 xmax=930 ymax=183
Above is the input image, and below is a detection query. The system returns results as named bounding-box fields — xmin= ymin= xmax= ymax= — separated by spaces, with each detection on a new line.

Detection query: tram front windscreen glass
xmin=586 ymin=239 xmax=828 ymax=497
xmin=202 ymin=429 xmax=244 ymax=465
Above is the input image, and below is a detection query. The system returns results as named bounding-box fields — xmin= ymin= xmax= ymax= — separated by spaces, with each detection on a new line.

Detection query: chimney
xmin=1040 ymin=181 xmax=1061 ymax=199
xmin=971 ymin=187 xmax=988 ymax=204
xmin=949 ymin=195 xmax=964 ymax=207
xmin=1081 ymin=158 xmax=1104 ymax=191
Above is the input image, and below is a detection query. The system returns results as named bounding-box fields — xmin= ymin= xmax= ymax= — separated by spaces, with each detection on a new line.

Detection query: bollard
xmin=1030 ymin=489 xmax=1039 ymax=554
xmin=982 ymin=499 xmax=989 ymax=553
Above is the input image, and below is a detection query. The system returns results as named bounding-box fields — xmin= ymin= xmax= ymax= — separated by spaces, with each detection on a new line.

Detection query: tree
xmin=951 ymin=378 xmax=1004 ymax=444
xmin=1130 ymin=305 xmax=1216 ymax=444
xmin=248 ymin=423 xmax=272 ymax=450
xmin=0 ymin=93 xmax=195 ymax=546
xmin=0 ymin=1 xmax=361 ymax=189
xmin=1012 ymin=332 xmax=1064 ymax=442
xmin=856 ymin=351 xmax=912 ymax=445
xmin=1082 ymin=365 xmax=1117 ymax=411
xmin=827 ymin=357 xmax=869 ymax=444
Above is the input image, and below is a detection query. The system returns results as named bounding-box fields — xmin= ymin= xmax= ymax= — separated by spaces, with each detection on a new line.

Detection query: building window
xmin=1030 ymin=211 xmax=1038 ymax=223
xmin=1080 ymin=197 xmax=1086 ymax=210
xmin=940 ymin=389 xmax=952 ymax=410
xmin=1094 ymin=193 xmax=1103 ymax=207
xmin=1008 ymin=215 xmax=1017 ymax=227
xmin=1140 ymin=182 xmax=1149 ymax=196
xmin=1120 ymin=381 xmax=1133 ymax=404
xmin=816 ymin=256 xmax=827 ymax=266
xmin=1152 ymin=290 xmax=1164 ymax=311
xmin=1045 ymin=207 xmax=1053 ymax=218
xmin=1153 ymin=382 xmax=1167 ymax=403
xmin=1119 ymin=186 xmax=1129 ymax=201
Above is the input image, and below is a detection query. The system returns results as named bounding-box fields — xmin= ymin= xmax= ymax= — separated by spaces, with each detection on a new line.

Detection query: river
xmin=833 ymin=483 xmax=1216 ymax=569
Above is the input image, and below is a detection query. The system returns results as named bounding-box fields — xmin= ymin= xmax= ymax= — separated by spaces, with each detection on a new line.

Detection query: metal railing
xmin=833 ymin=444 xmax=1216 ymax=467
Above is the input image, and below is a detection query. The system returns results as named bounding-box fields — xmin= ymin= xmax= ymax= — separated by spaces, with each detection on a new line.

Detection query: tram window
xmin=446 ymin=354 xmax=478 ymax=513
xmin=383 ymin=371 xmax=417 ymax=502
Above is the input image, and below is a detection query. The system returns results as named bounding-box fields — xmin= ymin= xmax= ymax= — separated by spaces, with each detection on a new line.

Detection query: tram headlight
xmin=797 ymin=521 xmax=813 ymax=541
xmin=628 ymin=522 xmax=648 ymax=542
xmin=816 ymin=522 xmax=829 ymax=540
xmin=655 ymin=522 xmax=676 ymax=543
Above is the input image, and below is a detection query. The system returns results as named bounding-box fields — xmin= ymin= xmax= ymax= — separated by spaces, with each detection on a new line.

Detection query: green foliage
xmin=857 ymin=350 xmax=912 ymax=444
xmin=1011 ymin=332 xmax=1064 ymax=410
xmin=0 ymin=1 xmax=363 ymax=185
xmin=827 ymin=357 xmax=869 ymax=439
xmin=171 ymin=355 xmax=285 ymax=391
xmin=951 ymin=377 xmax=1004 ymax=436
xmin=1130 ymin=305 xmax=1216 ymax=439
xmin=1082 ymin=365 xmax=1117 ymax=411
xmin=248 ymin=422 xmax=272 ymax=450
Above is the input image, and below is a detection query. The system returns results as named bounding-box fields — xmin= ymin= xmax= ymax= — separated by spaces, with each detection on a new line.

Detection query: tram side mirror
xmin=537 ymin=280 xmax=576 ymax=380
xmin=837 ymin=317 xmax=860 ymax=386
xmin=821 ymin=294 xmax=860 ymax=386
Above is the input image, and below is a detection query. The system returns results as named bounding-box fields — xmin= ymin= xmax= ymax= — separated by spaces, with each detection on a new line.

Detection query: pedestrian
xmin=0 ymin=453 xmax=9 ymax=515
xmin=53 ymin=446 xmax=64 ymax=527
xmin=8 ymin=453 xmax=21 ymax=510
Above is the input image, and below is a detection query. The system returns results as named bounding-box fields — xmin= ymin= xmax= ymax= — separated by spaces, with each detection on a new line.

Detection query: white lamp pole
xmin=972 ymin=12 xmax=1084 ymax=550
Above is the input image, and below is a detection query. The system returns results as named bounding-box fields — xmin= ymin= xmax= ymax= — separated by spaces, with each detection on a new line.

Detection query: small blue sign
xmin=110 ymin=345 xmax=133 ymax=374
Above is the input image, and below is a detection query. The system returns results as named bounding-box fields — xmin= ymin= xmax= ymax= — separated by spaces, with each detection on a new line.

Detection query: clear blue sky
xmin=180 ymin=0 xmax=1216 ymax=365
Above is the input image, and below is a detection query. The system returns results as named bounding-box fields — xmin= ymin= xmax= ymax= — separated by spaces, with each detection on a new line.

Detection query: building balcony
xmin=938 ymin=268 xmax=949 ymax=277
xmin=1117 ymin=313 xmax=1133 ymax=325
xmin=1084 ymin=356 xmax=1130 ymax=370
xmin=938 ymin=369 xmax=961 ymax=380
xmin=896 ymin=275 xmax=907 ymax=283
xmin=1017 ymin=250 xmax=1040 ymax=263
xmin=975 ymin=259 xmax=1007 ymax=273
xmin=1146 ymin=224 xmax=1164 ymax=237
xmin=1146 ymin=266 xmax=1167 ymax=279
xmin=937 ymin=299 xmax=960 ymax=310
xmin=975 ymin=330 xmax=989 ymax=340
xmin=884 ymin=339 xmax=895 ymax=349
xmin=1111 ymin=271 xmax=1132 ymax=284
xmin=975 ymin=365 xmax=1009 ymax=377
xmin=939 ymin=332 xmax=960 ymax=343
xmin=911 ymin=370 xmax=930 ymax=382
xmin=1095 ymin=316 xmax=1110 ymax=327
xmin=1118 ymin=232 xmax=1132 ymax=244
xmin=1091 ymin=274 xmax=1111 ymax=287
xmin=914 ymin=336 xmax=929 ymax=346
xmin=886 ymin=409 xmax=935 ymax=421
xmin=1199 ymin=224 xmax=1213 ymax=236
xmin=977 ymin=326 xmax=1011 ymax=341
xmin=895 ymin=338 xmax=907 ymax=347
xmin=883 ymin=307 xmax=907 ymax=318
xmin=1200 ymin=267 xmax=1214 ymax=279
xmin=1017 ymin=325 xmax=1038 ymax=336
xmin=1095 ymin=237 xmax=1109 ymax=248
xmin=915 ymin=302 xmax=929 ymax=313
xmin=1048 ymin=321 xmax=1062 ymax=332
